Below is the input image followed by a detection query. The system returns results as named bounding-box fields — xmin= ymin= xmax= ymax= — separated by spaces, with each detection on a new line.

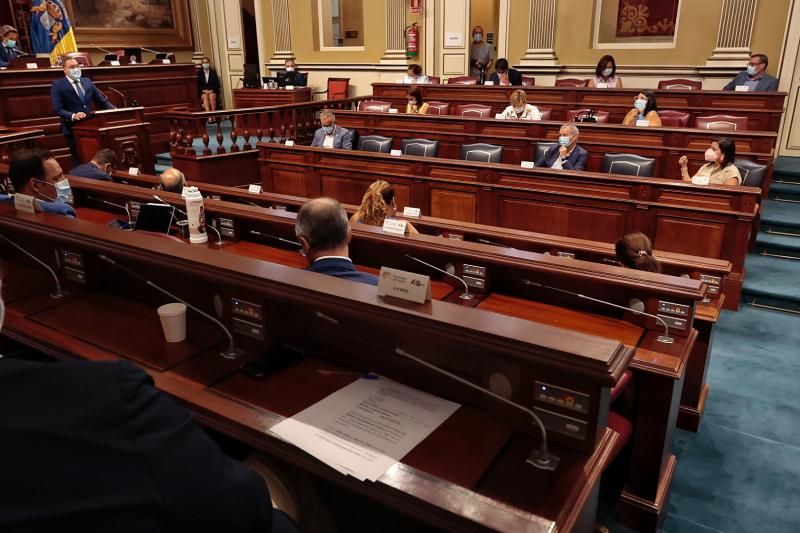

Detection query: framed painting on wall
xmin=65 ymin=0 xmax=193 ymax=49
xmin=593 ymin=0 xmax=681 ymax=49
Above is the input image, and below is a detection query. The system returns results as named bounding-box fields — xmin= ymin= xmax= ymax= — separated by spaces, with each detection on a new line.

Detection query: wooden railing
xmin=165 ymin=96 xmax=370 ymax=157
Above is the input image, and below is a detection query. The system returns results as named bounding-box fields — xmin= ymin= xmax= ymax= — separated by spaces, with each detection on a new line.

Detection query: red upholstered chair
xmin=427 ymin=76 xmax=441 ymax=84
xmin=695 ymin=114 xmax=749 ymax=131
xmin=658 ymin=78 xmax=703 ymax=90
xmin=447 ymin=76 xmax=479 ymax=85
xmin=426 ymin=101 xmax=450 ymax=115
xmin=60 ymin=52 xmax=92 ymax=67
xmin=454 ymin=104 xmax=493 ymax=118
xmin=522 ymin=76 xmax=536 ymax=86
xmin=538 ymin=108 xmax=552 ymax=120
xmin=357 ymin=100 xmax=392 ymax=113
xmin=555 ymin=78 xmax=588 ymax=87
xmin=313 ymin=78 xmax=350 ymax=100
xmin=659 ymin=110 xmax=692 ymax=127
xmin=566 ymin=108 xmax=610 ymax=123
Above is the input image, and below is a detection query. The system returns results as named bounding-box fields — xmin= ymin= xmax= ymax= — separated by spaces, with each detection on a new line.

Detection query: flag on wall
xmin=616 ymin=0 xmax=679 ymax=38
xmin=29 ymin=0 xmax=78 ymax=63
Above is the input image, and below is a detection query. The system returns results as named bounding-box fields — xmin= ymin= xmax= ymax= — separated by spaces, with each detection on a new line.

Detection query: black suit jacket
xmin=0 ymin=358 xmax=275 ymax=533
xmin=51 ymin=76 xmax=115 ymax=136
xmin=198 ymin=67 xmax=221 ymax=93
xmin=489 ymin=68 xmax=523 ymax=85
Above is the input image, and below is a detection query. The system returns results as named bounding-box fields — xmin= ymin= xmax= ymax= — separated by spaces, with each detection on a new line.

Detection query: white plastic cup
xmin=157 ymin=303 xmax=187 ymax=343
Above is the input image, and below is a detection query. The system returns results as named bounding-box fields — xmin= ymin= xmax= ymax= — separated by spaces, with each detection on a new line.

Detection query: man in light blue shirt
xmin=1 ymin=148 xmax=77 ymax=218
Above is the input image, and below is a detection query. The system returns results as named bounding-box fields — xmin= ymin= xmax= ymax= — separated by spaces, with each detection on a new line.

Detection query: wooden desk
xmin=0 ymin=63 xmax=198 ymax=169
xmin=371 ymin=83 xmax=788 ymax=132
xmin=0 ymin=127 xmax=44 ymax=178
xmin=232 ymin=87 xmax=312 ymax=108
xmin=0 ymin=207 xmax=631 ymax=532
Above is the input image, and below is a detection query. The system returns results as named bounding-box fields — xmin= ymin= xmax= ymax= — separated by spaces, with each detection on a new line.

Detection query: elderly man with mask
xmin=311 ymin=109 xmax=353 ymax=150
xmin=535 ymin=124 xmax=588 ymax=171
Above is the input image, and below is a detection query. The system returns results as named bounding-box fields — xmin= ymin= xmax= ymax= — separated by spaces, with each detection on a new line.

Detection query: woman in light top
xmin=405 ymin=87 xmax=429 ymax=115
xmin=615 ymin=232 xmax=661 ymax=273
xmin=679 ymin=138 xmax=742 ymax=186
xmin=587 ymin=55 xmax=622 ymax=88
xmin=622 ymin=90 xmax=662 ymax=126
xmin=350 ymin=180 xmax=419 ymax=234
xmin=403 ymin=64 xmax=429 ymax=84
xmin=499 ymin=89 xmax=541 ymax=120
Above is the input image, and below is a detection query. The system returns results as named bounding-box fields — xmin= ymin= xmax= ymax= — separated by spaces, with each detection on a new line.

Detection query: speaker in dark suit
xmin=51 ymin=58 xmax=115 ymax=165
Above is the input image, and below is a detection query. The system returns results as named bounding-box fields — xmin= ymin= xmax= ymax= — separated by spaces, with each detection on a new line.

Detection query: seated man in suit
xmin=0 ymin=25 xmax=22 ymax=67
xmin=311 ymin=109 xmax=353 ymax=150
xmin=0 ymin=290 xmax=299 ymax=533
xmin=723 ymin=53 xmax=779 ymax=92
xmin=51 ymin=57 xmax=116 ymax=165
xmin=69 ymin=148 xmax=117 ymax=181
xmin=489 ymin=58 xmax=523 ymax=86
xmin=295 ymin=197 xmax=378 ymax=285
xmin=282 ymin=58 xmax=306 ymax=87
xmin=0 ymin=148 xmax=76 ymax=217
xmin=159 ymin=168 xmax=186 ymax=193
xmin=535 ymin=124 xmax=588 ymax=171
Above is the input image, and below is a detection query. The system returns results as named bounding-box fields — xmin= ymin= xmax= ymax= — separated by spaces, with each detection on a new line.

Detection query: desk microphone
xmin=521 ymin=279 xmax=674 ymax=344
xmin=87 ymin=195 xmax=132 ymax=227
xmin=98 ymin=254 xmax=244 ymax=359
xmin=105 ymin=86 xmax=128 ymax=107
xmin=404 ymin=254 xmax=473 ymax=300
xmin=248 ymin=229 xmax=301 ymax=248
xmin=394 ymin=347 xmax=558 ymax=471
xmin=477 ymin=237 xmax=513 ymax=249
xmin=141 ymin=46 xmax=166 ymax=56
xmin=152 ymin=195 xmax=223 ymax=245
xmin=87 ymin=43 xmax=113 ymax=54
xmin=0 ymin=234 xmax=64 ymax=299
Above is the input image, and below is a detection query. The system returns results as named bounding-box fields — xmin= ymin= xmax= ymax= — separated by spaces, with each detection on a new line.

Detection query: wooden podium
xmin=72 ymin=107 xmax=154 ymax=173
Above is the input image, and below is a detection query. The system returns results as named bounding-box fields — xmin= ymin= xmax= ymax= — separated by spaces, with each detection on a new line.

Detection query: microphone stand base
xmin=221 ymin=347 xmax=245 ymax=360
xmin=656 ymin=335 xmax=674 ymax=344
xmin=458 ymin=292 xmax=474 ymax=300
xmin=526 ymin=449 xmax=559 ymax=471
xmin=50 ymin=291 xmax=66 ymax=299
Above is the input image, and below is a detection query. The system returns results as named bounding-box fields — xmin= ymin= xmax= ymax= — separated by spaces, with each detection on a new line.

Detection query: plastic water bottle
xmin=182 ymin=186 xmax=208 ymax=244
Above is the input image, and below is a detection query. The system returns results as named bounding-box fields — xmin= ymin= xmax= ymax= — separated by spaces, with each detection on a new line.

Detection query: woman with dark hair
xmin=403 ymin=64 xmax=429 ymax=84
xmin=615 ymin=232 xmax=661 ymax=273
xmin=622 ymin=90 xmax=662 ymax=126
xmin=405 ymin=87 xmax=429 ymax=115
xmin=679 ymin=138 xmax=741 ymax=185
xmin=587 ymin=55 xmax=622 ymax=88
xmin=350 ymin=180 xmax=419 ymax=234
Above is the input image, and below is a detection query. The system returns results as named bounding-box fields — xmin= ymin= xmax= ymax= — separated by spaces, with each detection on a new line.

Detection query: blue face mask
xmin=323 ymin=125 xmax=335 ymax=135
xmin=6 ymin=39 xmax=16 ymax=48
xmin=69 ymin=67 xmax=81 ymax=80
xmin=559 ymin=135 xmax=571 ymax=147
xmin=55 ymin=179 xmax=73 ymax=204
xmin=473 ymin=34 xmax=482 ymax=42
xmin=602 ymin=67 xmax=613 ymax=77
xmin=746 ymin=65 xmax=757 ymax=76
xmin=634 ymin=98 xmax=647 ymax=112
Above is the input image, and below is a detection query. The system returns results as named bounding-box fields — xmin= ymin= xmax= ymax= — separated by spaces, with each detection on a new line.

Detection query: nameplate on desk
xmin=110 ymin=60 xmax=120 ymax=66
xmin=595 ymin=82 xmax=608 ymax=88
xmin=691 ymin=175 xmax=710 ymax=186
xmin=26 ymin=63 xmax=38 ymax=69
xmin=248 ymin=184 xmax=262 ymax=194
xmin=521 ymin=161 xmax=535 ymax=169
xmin=378 ymin=267 xmax=431 ymax=304
xmin=161 ymin=59 xmax=171 ymax=64
xmin=285 ymin=85 xmax=295 ymax=90
xmin=494 ymin=113 xmax=505 ymax=120
xmin=382 ymin=218 xmax=408 ymax=235
xmin=285 ymin=140 xmax=295 ymax=146
xmin=14 ymin=193 xmax=36 ymax=214
xmin=128 ymin=167 xmax=139 ymax=175
xmin=735 ymin=85 xmax=749 ymax=92
xmin=635 ymin=119 xmax=650 ymax=127
xmin=388 ymin=108 xmax=399 ymax=114
xmin=402 ymin=206 xmax=420 ymax=218
xmin=484 ymin=81 xmax=494 ymax=85
xmin=390 ymin=149 xmax=402 ymax=156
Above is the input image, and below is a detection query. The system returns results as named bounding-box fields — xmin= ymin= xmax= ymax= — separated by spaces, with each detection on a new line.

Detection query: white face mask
xmin=704 ymin=148 xmax=718 ymax=162
xmin=408 ymin=99 xmax=417 ymax=105
xmin=68 ymin=67 xmax=81 ymax=80
xmin=202 ymin=62 xmax=210 ymax=70
xmin=513 ymin=106 xmax=525 ymax=114
xmin=286 ymin=66 xmax=295 ymax=72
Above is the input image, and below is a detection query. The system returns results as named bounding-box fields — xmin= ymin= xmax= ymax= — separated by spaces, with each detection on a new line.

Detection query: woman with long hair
xmin=587 ymin=55 xmax=622 ymax=88
xmin=679 ymin=138 xmax=741 ymax=186
xmin=350 ymin=180 xmax=419 ymax=234
xmin=615 ymin=232 xmax=661 ymax=273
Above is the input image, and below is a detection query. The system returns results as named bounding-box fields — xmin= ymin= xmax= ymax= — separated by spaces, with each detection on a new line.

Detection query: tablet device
xmin=133 ymin=203 xmax=175 ymax=234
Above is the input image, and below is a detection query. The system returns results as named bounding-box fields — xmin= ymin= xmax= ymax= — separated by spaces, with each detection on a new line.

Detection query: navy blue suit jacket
xmin=51 ymin=76 xmax=115 ymax=135
xmin=0 ymin=43 xmax=22 ymax=67
xmin=535 ymin=144 xmax=588 ymax=171
xmin=307 ymin=257 xmax=378 ymax=285
xmin=0 ymin=358 xmax=278 ymax=532
xmin=69 ymin=162 xmax=112 ymax=181
xmin=723 ymin=71 xmax=779 ymax=92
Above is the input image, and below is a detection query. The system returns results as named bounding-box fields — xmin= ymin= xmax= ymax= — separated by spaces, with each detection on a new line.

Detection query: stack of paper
xmin=270 ymin=376 xmax=460 ymax=482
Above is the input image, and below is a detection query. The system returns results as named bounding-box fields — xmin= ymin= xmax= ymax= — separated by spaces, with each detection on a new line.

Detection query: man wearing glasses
xmin=724 ymin=53 xmax=779 ymax=92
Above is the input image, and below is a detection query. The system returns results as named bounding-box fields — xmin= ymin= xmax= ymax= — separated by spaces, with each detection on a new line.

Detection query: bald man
xmin=159 ymin=168 xmax=186 ymax=193
xmin=295 ymin=197 xmax=378 ymax=285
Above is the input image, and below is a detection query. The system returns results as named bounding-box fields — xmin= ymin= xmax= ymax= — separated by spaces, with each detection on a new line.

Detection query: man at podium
xmin=51 ymin=57 xmax=115 ymax=165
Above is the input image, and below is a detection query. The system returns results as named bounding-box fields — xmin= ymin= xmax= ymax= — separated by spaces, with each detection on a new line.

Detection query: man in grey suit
xmin=723 ymin=54 xmax=779 ymax=92
xmin=311 ymin=109 xmax=353 ymax=149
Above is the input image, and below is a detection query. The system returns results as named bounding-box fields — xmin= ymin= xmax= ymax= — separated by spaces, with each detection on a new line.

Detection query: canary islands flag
xmin=30 ymin=0 xmax=78 ymax=63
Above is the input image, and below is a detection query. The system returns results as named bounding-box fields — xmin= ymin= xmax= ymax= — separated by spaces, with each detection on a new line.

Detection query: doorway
xmin=470 ymin=0 xmax=500 ymax=68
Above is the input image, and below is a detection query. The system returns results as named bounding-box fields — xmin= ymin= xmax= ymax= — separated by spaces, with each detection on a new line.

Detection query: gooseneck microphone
xmin=404 ymin=254 xmax=473 ymax=300
xmin=0 ymin=234 xmax=64 ymax=299
xmin=98 ymin=254 xmax=244 ymax=359
xmin=87 ymin=43 xmax=113 ymax=54
xmin=248 ymin=229 xmax=301 ymax=248
xmin=395 ymin=347 xmax=558 ymax=471
xmin=87 ymin=195 xmax=132 ymax=227
xmin=105 ymin=86 xmax=127 ymax=107
xmin=152 ymin=195 xmax=223 ymax=246
xmin=521 ymin=279 xmax=674 ymax=344
xmin=478 ymin=237 xmax=513 ymax=249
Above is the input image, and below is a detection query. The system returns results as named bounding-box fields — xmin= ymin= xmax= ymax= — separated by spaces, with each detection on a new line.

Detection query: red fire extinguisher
xmin=406 ymin=22 xmax=419 ymax=57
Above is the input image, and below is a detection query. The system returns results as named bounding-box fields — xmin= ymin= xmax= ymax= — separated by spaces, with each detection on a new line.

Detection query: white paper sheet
xmin=271 ymin=376 xmax=460 ymax=481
